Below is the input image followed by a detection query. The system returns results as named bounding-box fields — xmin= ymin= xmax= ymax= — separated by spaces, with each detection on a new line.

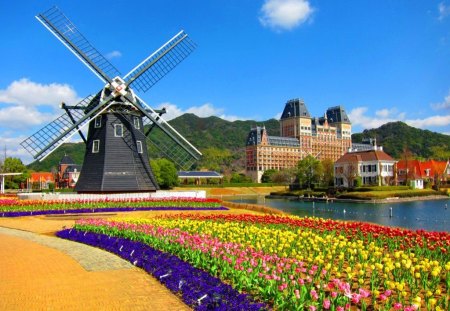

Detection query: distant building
xmin=55 ymin=154 xmax=81 ymax=189
xmin=246 ymin=98 xmax=352 ymax=183
xmin=397 ymin=159 xmax=449 ymax=189
xmin=178 ymin=171 xmax=223 ymax=185
xmin=334 ymin=144 xmax=396 ymax=187
xmin=28 ymin=172 xmax=55 ymax=190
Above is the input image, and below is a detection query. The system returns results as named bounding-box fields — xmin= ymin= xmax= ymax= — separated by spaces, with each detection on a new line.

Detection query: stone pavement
xmin=0 ymin=221 xmax=191 ymax=310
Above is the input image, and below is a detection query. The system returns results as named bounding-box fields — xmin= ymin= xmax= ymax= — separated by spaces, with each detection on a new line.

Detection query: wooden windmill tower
xmin=21 ymin=7 xmax=202 ymax=193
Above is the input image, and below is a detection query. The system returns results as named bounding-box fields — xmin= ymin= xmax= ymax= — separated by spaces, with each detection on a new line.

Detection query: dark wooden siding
xmin=75 ymin=112 xmax=159 ymax=193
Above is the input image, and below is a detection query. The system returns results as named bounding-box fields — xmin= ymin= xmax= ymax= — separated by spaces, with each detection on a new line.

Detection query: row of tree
xmin=260 ymin=155 xmax=335 ymax=188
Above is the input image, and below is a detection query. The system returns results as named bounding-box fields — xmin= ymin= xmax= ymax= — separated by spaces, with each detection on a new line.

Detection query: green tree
xmin=261 ymin=169 xmax=277 ymax=183
xmin=229 ymin=172 xmax=251 ymax=183
xmin=150 ymin=158 xmax=178 ymax=189
xmin=429 ymin=145 xmax=450 ymax=160
xmin=198 ymin=147 xmax=232 ymax=172
xmin=3 ymin=157 xmax=29 ymax=189
xmin=271 ymin=169 xmax=296 ymax=186
xmin=321 ymin=158 xmax=335 ymax=187
xmin=297 ymin=155 xmax=323 ymax=189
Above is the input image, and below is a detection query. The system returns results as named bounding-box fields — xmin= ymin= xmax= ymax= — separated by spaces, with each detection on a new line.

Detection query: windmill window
xmin=137 ymin=140 xmax=143 ymax=154
xmin=114 ymin=124 xmax=123 ymax=137
xmin=94 ymin=116 xmax=101 ymax=128
xmin=133 ymin=117 xmax=140 ymax=129
xmin=92 ymin=140 xmax=100 ymax=153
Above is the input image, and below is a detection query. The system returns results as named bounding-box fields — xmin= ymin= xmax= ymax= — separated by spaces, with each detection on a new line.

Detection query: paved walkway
xmin=0 ymin=222 xmax=190 ymax=310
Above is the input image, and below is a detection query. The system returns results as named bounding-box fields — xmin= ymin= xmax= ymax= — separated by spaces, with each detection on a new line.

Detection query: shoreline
xmin=266 ymin=194 xmax=449 ymax=204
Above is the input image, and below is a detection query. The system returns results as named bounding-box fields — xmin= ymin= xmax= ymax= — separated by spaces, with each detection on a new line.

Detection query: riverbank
xmin=266 ymin=194 xmax=449 ymax=204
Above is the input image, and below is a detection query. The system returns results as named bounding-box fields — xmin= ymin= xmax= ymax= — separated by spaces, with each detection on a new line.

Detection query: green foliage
xmin=2 ymin=157 xmax=30 ymax=189
xmin=321 ymin=158 xmax=335 ymax=187
xmin=271 ymin=169 xmax=295 ymax=184
xmin=352 ymin=121 xmax=450 ymax=159
xmin=229 ymin=173 xmax=252 ymax=183
xmin=337 ymin=189 xmax=442 ymax=200
xmin=261 ymin=169 xmax=277 ymax=183
xmin=297 ymin=155 xmax=323 ymax=188
xmin=198 ymin=147 xmax=232 ymax=172
xmin=150 ymin=158 xmax=179 ymax=189
xmin=429 ymin=145 xmax=450 ymax=160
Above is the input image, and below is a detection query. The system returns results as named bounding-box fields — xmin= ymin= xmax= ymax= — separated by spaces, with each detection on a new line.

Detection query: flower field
xmin=62 ymin=214 xmax=450 ymax=310
xmin=0 ymin=198 xmax=226 ymax=217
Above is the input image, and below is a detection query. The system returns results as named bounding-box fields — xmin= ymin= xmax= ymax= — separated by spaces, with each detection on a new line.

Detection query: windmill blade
xmin=36 ymin=6 xmax=121 ymax=83
xmin=123 ymin=30 xmax=196 ymax=93
xmin=134 ymin=96 xmax=201 ymax=169
xmin=20 ymin=94 xmax=114 ymax=161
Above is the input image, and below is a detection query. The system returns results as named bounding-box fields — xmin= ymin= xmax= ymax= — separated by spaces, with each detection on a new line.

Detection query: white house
xmin=334 ymin=146 xmax=396 ymax=187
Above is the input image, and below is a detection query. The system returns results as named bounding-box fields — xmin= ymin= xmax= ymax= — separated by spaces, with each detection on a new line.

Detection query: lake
xmin=230 ymin=196 xmax=450 ymax=232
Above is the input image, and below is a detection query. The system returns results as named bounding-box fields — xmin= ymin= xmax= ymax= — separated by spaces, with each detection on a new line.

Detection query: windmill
xmin=20 ymin=6 xmax=202 ymax=193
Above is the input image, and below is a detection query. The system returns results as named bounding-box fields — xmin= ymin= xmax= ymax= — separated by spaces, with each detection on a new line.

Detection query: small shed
xmin=178 ymin=171 xmax=223 ymax=185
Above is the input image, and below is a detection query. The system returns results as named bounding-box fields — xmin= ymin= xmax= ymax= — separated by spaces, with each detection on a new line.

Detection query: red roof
xmin=336 ymin=149 xmax=395 ymax=163
xmin=397 ymin=159 xmax=449 ymax=179
xmin=29 ymin=172 xmax=55 ymax=183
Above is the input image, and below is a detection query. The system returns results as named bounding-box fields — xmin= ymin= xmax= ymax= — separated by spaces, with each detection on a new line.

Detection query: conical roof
xmin=59 ymin=153 xmax=75 ymax=165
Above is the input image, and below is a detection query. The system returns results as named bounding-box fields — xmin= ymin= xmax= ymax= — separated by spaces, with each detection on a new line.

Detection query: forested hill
xmin=351 ymin=121 xmax=450 ymax=159
xmin=27 ymin=117 xmax=448 ymax=172
xmin=168 ymin=113 xmax=280 ymax=150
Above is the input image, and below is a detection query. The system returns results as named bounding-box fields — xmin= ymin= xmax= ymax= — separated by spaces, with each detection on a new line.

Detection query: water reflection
xmin=230 ymin=196 xmax=450 ymax=232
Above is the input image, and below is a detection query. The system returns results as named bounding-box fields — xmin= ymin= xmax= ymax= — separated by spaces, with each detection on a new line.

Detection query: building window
xmin=94 ymin=116 xmax=101 ymax=128
xmin=92 ymin=140 xmax=100 ymax=153
xmin=133 ymin=117 xmax=140 ymax=129
xmin=137 ymin=140 xmax=143 ymax=154
xmin=114 ymin=124 xmax=123 ymax=137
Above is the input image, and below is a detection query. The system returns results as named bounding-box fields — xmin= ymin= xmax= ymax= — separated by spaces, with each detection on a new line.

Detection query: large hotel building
xmin=246 ymin=98 xmax=352 ymax=182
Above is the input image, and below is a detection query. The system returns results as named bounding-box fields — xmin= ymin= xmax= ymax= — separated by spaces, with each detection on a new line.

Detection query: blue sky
xmin=1 ymin=0 xmax=449 ymax=163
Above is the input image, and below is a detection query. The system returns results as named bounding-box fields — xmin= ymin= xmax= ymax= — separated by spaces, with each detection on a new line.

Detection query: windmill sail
xmin=134 ymin=96 xmax=201 ymax=169
xmin=20 ymin=94 xmax=109 ymax=161
xmin=36 ymin=6 xmax=120 ymax=83
xmin=123 ymin=30 xmax=196 ymax=93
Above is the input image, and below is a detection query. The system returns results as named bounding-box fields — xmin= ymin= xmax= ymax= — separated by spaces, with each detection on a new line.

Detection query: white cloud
xmin=349 ymin=107 xmax=400 ymax=129
xmin=0 ymin=78 xmax=79 ymax=107
xmin=155 ymin=102 xmax=255 ymax=122
xmin=432 ymin=91 xmax=450 ymax=110
xmin=438 ymin=2 xmax=450 ymax=20
xmin=0 ymin=135 xmax=33 ymax=164
xmin=0 ymin=79 xmax=82 ymax=164
xmin=348 ymin=106 xmax=450 ymax=133
xmin=274 ymin=112 xmax=282 ymax=119
xmin=259 ymin=0 xmax=314 ymax=31
xmin=0 ymin=106 xmax=56 ymax=129
xmin=106 ymin=50 xmax=122 ymax=59
xmin=375 ymin=108 xmax=396 ymax=118
xmin=406 ymin=115 xmax=450 ymax=128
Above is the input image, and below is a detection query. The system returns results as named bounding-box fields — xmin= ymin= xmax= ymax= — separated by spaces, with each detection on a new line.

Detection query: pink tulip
xmin=323 ymin=299 xmax=331 ymax=310
xmin=393 ymin=302 xmax=402 ymax=310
